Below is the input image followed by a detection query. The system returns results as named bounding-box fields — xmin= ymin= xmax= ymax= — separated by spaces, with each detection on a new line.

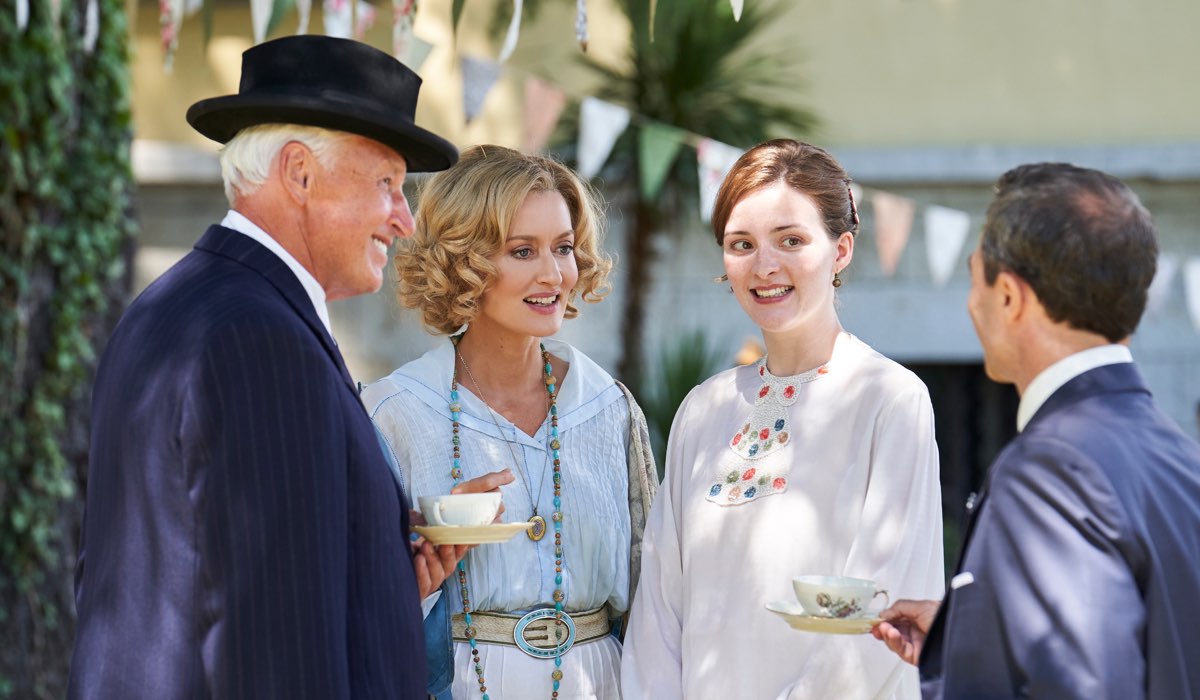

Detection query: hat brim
xmin=187 ymin=94 xmax=458 ymax=173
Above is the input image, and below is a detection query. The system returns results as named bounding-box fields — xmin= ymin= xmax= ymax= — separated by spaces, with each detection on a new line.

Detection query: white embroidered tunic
xmin=362 ymin=338 xmax=630 ymax=699
xmin=622 ymin=332 xmax=945 ymax=700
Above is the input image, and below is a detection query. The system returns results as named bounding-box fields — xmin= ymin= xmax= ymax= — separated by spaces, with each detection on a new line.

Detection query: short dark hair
xmin=980 ymin=162 xmax=1157 ymax=342
xmin=711 ymin=139 xmax=858 ymax=245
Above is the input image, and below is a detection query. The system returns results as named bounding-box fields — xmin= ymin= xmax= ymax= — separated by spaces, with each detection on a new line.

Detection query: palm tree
xmin=575 ymin=0 xmax=817 ymax=389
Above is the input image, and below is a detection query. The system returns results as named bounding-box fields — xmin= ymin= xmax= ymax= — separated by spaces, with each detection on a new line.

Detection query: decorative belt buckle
xmin=514 ymin=608 xmax=576 ymax=659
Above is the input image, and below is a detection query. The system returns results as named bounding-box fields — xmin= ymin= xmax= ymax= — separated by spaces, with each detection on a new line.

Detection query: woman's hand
xmin=451 ymin=468 xmax=516 ymax=522
xmin=871 ymin=599 xmax=941 ymax=666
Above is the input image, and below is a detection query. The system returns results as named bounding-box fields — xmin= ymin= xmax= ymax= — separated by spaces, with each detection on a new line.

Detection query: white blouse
xmin=362 ymin=338 xmax=631 ymax=699
xmin=622 ymin=332 xmax=945 ymax=700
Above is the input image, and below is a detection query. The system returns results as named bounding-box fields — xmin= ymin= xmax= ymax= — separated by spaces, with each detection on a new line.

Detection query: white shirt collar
xmin=220 ymin=210 xmax=333 ymax=336
xmin=1016 ymin=344 xmax=1133 ymax=432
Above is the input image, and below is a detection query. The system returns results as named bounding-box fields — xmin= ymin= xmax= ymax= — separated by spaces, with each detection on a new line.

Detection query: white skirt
xmin=450 ymin=635 xmax=623 ymax=699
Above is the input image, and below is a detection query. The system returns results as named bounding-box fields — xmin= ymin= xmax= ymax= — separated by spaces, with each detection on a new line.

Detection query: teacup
xmin=418 ymin=493 xmax=502 ymax=527
xmin=792 ymin=575 xmax=888 ymax=619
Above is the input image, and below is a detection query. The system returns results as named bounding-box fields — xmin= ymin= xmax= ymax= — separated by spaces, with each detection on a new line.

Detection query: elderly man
xmin=68 ymin=36 xmax=476 ymax=698
xmin=873 ymin=163 xmax=1200 ymax=699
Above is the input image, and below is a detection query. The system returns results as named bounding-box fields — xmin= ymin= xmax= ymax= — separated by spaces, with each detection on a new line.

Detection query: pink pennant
xmin=522 ymin=77 xmax=567 ymax=153
xmin=871 ymin=191 xmax=915 ymax=276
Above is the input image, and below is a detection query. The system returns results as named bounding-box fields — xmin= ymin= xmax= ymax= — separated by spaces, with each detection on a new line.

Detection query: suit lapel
xmin=195 ymin=225 xmax=357 ymax=393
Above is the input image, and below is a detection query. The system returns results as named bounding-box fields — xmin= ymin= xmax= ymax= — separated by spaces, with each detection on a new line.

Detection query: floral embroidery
xmin=708 ymin=357 xmax=830 ymax=507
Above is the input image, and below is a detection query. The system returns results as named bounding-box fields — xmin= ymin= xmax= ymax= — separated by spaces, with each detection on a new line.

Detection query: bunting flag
xmin=498 ymin=0 xmax=523 ymax=62
xmin=159 ymin=0 xmax=184 ymax=71
xmin=1184 ymin=258 xmax=1200 ymax=331
xmin=638 ymin=122 xmax=687 ymax=202
xmin=354 ymin=0 xmax=378 ymax=38
xmin=17 ymin=0 xmax=28 ymax=31
xmin=924 ymin=204 xmax=971 ymax=287
xmin=696 ymin=138 xmax=743 ymax=222
xmin=577 ymin=97 xmax=630 ymax=179
xmin=323 ymin=0 xmax=352 ymax=38
xmin=575 ymin=0 xmax=588 ymax=52
xmin=872 ymin=191 xmax=915 ymax=276
xmin=391 ymin=0 xmax=414 ymax=60
xmin=251 ymin=0 xmax=272 ymax=42
xmin=400 ymin=35 xmax=433 ymax=70
xmin=83 ymin=0 xmax=99 ymax=53
xmin=462 ymin=55 xmax=502 ymax=124
xmin=522 ymin=76 xmax=567 ymax=153
xmin=730 ymin=0 xmax=743 ymax=21
xmin=1147 ymin=253 xmax=1179 ymax=315
xmin=296 ymin=0 xmax=311 ymax=34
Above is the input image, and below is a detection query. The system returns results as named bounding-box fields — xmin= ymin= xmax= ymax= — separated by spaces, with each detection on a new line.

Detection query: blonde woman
xmin=362 ymin=145 xmax=656 ymax=699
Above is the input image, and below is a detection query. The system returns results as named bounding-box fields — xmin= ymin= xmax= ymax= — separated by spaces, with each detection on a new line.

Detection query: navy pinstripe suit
xmin=68 ymin=225 xmax=426 ymax=698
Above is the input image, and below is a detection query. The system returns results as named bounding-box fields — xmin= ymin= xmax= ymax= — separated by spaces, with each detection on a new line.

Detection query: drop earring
xmin=832 ymin=271 xmax=842 ymax=288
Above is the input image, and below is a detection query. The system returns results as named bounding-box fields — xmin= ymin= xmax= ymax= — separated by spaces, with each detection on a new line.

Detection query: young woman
xmin=623 ymin=139 xmax=945 ymax=699
xmin=362 ymin=146 xmax=656 ymax=699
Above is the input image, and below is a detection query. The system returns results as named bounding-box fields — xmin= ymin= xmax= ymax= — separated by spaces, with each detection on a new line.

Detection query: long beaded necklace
xmin=449 ymin=338 xmax=566 ymax=699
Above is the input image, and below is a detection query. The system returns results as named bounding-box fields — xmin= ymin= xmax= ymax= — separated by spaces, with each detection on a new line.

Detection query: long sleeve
xmin=620 ymin=389 xmax=694 ymax=699
xmin=776 ymin=383 xmax=945 ymax=700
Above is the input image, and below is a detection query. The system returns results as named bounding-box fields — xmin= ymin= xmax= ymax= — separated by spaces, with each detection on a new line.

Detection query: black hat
xmin=186 ymin=35 xmax=457 ymax=172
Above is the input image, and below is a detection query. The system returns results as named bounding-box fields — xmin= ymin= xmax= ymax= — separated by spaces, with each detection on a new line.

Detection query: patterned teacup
xmin=418 ymin=493 xmax=502 ymax=526
xmin=792 ymin=575 xmax=888 ymax=619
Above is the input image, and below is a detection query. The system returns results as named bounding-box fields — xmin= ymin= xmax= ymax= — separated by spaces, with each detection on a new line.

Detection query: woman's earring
xmin=832 ymin=271 xmax=842 ymax=288
xmin=713 ymin=273 xmax=729 ymax=283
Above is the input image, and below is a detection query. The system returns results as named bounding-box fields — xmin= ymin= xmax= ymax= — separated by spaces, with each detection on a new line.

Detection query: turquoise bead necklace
xmin=449 ymin=337 xmax=566 ymax=699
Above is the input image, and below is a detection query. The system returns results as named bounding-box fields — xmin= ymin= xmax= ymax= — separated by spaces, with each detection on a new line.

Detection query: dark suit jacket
xmin=68 ymin=225 xmax=427 ymax=698
xmin=919 ymin=362 xmax=1200 ymax=699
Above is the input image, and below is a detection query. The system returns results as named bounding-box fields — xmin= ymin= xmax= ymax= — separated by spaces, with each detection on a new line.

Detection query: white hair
xmin=218 ymin=124 xmax=350 ymax=204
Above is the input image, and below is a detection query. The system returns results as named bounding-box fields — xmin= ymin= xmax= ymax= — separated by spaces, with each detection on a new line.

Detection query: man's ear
xmin=996 ymin=270 xmax=1030 ymax=323
xmin=279 ymin=141 xmax=315 ymax=205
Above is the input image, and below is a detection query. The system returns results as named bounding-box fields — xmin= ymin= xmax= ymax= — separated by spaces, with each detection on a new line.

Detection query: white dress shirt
xmin=1016 ymin=344 xmax=1133 ymax=432
xmin=221 ymin=210 xmax=333 ymax=337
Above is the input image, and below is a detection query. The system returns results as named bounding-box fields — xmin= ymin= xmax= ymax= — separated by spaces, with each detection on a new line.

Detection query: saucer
xmin=765 ymin=599 xmax=881 ymax=635
xmin=412 ymin=522 xmax=533 ymax=545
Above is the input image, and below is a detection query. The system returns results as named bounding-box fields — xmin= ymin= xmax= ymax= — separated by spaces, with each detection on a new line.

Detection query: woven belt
xmin=452 ymin=606 xmax=611 ymax=658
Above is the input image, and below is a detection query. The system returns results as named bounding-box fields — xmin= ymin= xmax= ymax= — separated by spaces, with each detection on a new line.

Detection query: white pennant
xmin=730 ymin=0 xmax=744 ymax=21
xmin=17 ymin=0 xmax=28 ymax=31
xmin=924 ymin=205 xmax=971 ymax=287
xmin=83 ymin=0 xmax=99 ymax=53
xmin=1146 ymin=253 xmax=1179 ymax=315
xmin=323 ymin=0 xmax=352 ymax=38
xmin=575 ymin=0 xmax=588 ymax=52
xmin=391 ymin=0 xmax=413 ymax=59
xmin=696 ymin=138 xmax=743 ymax=222
xmin=354 ymin=0 xmax=377 ymax=38
xmin=498 ymin=0 xmax=523 ymax=62
xmin=296 ymin=0 xmax=311 ymax=34
xmin=461 ymin=56 xmax=502 ymax=124
xmin=251 ymin=0 xmax=272 ymax=42
xmin=577 ymin=97 xmax=630 ymax=179
xmin=1183 ymin=258 xmax=1200 ymax=332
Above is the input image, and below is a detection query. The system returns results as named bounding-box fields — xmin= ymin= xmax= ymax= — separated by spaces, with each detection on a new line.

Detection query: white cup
xmin=792 ymin=575 xmax=889 ymax=619
xmin=418 ymin=493 xmax=502 ymax=527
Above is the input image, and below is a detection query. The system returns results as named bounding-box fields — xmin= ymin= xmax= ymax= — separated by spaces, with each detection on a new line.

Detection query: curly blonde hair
xmin=395 ymin=145 xmax=612 ymax=335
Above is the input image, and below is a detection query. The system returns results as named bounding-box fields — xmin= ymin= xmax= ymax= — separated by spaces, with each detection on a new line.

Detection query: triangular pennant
xmin=1147 ymin=253 xmax=1179 ymax=315
xmin=696 ymin=138 xmax=743 ymax=222
xmin=391 ymin=0 xmax=414 ymax=59
xmin=296 ymin=0 xmax=311 ymax=33
xmin=354 ymin=0 xmax=377 ymax=38
xmin=498 ymin=0 xmax=523 ymax=62
xmin=251 ymin=0 xmax=272 ymax=42
xmin=638 ymin=122 xmax=687 ymax=202
xmin=83 ymin=0 xmax=99 ymax=53
xmin=730 ymin=0 xmax=743 ymax=21
xmin=872 ymin=191 xmax=915 ymax=276
xmin=401 ymin=35 xmax=433 ymax=70
xmin=924 ymin=205 xmax=971 ymax=286
xmin=323 ymin=0 xmax=352 ymax=38
xmin=575 ymin=0 xmax=588 ymax=52
xmin=1183 ymin=258 xmax=1200 ymax=332
xmin=522 ymin=76 xmax=567 ymax=153
xmin=160 ymin=0 xmax=185 ymax=71
xmin=461 ymin=55 xmax=502 ymax=124
xmin=577 ymin=97 xmax=630 ymax=179
xmin=17 ymin=0 xmax=28 ymax=31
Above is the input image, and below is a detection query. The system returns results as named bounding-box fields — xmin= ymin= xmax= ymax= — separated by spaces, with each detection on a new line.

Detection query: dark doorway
xmin=906 ymin=363 xmax=1019 ymax=574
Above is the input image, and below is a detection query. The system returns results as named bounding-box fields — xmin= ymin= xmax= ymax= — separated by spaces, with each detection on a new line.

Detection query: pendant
xmin=528 ymin=514 xmax=547 ymax=541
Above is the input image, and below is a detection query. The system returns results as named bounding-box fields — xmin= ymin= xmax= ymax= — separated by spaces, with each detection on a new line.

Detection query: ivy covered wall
xmin=0 ymin=0 xmax=135 ymax=694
